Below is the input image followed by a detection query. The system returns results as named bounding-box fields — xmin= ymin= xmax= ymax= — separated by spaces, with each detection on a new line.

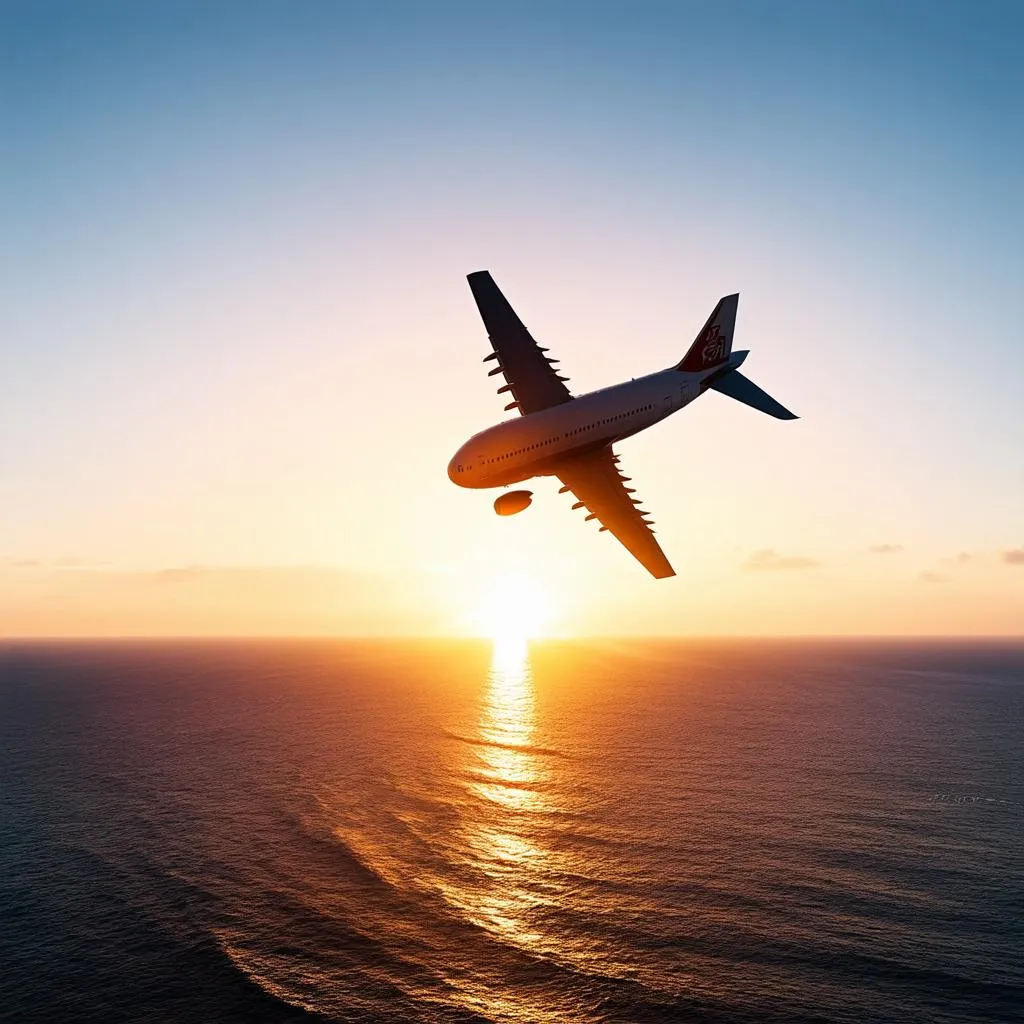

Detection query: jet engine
xmin=494 ymin=490 xmax=533 ymax=516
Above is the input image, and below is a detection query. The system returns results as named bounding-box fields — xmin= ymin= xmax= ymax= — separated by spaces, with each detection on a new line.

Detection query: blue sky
xmin=1 ymin=1 xmax=1021 ymax=634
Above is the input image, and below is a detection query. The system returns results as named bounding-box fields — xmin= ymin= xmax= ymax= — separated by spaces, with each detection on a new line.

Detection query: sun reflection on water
xmin=471 ymin=636 xmax=542 ymax=811
xmin=455 ymin=636 xmax=550 ymax=945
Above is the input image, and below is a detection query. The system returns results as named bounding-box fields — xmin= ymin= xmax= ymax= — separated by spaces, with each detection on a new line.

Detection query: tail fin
xmin=677 ymin=293 xmax=738 ymax=372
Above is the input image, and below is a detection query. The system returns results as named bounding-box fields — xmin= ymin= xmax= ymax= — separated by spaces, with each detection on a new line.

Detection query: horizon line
xmin=1 ymin=634 xmax=1022 ymax=643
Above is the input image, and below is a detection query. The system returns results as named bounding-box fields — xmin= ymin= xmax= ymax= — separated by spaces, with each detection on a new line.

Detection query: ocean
xmin=0 ymin=638 xmax=1021 ymax=1023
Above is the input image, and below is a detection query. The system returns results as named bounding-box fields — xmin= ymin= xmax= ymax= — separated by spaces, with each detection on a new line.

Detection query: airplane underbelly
xmin=483 ymin=464 xmax=531 ymax=487
xmin=477 ymin=430 xmax=624 ymax=489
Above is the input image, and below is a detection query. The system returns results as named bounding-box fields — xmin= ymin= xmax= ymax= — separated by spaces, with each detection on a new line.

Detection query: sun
xmin=472 ymin=570 xmax=554 ymax=643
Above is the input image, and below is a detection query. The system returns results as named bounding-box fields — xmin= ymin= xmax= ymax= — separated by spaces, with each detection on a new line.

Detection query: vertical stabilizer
xmin=677 ymin=294 xmax=738 ymax=372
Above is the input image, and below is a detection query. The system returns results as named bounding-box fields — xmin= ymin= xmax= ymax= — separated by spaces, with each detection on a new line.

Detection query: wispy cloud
xmin=55 ymin=556 xmax=111 ymax=569
xmin=1002 ymin=548 xmax=1024 ymax=565
xmin=0 ymin=563 xmax=447 ymax=637
xmin=918 ymin=570 xmax=949 ymax=584
xmin=943 ymin=551 xmax=975 ymax=565
xmin=1 ymin=556 xmax=110 ymax=570
xmin=868 ymin=544 xmax=904 ymax=554
xmin=141 ymin=564 xmax=368 ymax=588
xmin=154 ymin=565 xmax=209 ymax=583
xmin=743 ymin=549 xmax=820 ymax=571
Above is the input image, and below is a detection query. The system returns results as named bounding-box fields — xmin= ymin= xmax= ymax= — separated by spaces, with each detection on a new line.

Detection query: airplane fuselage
xmin=452 ymin=273 xmax=794 ymax=578
xmin=448 ymin=365 xmax=716 ymax=489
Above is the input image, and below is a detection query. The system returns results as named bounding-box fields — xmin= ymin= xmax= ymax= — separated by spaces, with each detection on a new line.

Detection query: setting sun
xmin=470 ymin=571 xmax=554 ymax=642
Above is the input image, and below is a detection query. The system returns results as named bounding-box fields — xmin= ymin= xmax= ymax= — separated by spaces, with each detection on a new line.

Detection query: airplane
xmin=448 ymin=271 xmax=797 ymax=578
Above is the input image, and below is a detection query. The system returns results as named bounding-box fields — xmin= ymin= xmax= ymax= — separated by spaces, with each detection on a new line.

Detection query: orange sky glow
xmin=2 ymin=6 xmax=1021 ymax=638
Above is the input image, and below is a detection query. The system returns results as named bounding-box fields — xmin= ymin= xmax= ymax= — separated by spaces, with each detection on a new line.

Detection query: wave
xmin=442 ymin=729 xmax=569 ymax=759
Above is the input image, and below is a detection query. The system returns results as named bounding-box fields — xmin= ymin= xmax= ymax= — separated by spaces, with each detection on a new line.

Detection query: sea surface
xmin=1 ymin=638 xmax=1021 ymax=1024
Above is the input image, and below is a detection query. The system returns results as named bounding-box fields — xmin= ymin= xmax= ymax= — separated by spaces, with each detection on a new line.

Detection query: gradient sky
xmin=2 ymin=0 xmax=1022 ymax=636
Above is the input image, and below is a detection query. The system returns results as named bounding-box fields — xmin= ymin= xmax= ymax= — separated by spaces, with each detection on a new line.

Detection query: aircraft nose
xmin=448 ymin=445 xmax=472 ymax=485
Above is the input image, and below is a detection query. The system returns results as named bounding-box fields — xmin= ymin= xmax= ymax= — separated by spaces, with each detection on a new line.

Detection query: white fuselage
xmin=448 ymin=367 xmax=707 ymax=488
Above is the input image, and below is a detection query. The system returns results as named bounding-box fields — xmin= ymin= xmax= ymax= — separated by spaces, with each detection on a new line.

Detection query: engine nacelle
xmin=494 ymin=490 xmax=533 ymax=516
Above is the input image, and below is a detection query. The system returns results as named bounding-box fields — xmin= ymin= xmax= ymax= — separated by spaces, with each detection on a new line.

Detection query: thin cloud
xmin=56 ymin=556 xmax=111 ymax=570
xmin=868 ymin=544 xmax=904 ymax=554
xmin=0 ymin=563 xmax=442 ymax=637
xmin=744 ymin=549 xmax=820 ymax=571
xmin=918 ymin=570 xmax=949 ymax=584
xmin=146 ymin=565 xmax=362 ymax=589
xmin=1002 ymin=548 xmax=1024 ymax=565
xmin=1 ymin=557 xmax=109 ymax=570
xmin=155 ymin=565 xmax=209 ymax=583
xmin=937 ymin=551 xmax=984 ymax=567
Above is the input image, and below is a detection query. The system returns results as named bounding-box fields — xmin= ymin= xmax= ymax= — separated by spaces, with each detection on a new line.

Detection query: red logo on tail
xmin=701 ymin=325 xmax=727 ymax=365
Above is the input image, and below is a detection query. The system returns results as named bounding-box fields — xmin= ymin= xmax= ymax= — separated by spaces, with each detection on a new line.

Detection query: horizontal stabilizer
xmin=709 ymin=369 xmax=797 ymax=420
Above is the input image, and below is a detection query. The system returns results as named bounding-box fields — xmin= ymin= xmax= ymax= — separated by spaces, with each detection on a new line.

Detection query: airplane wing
xmin=467 ymin=271 xmax=573 ymax=415
xmin=555 ymin=447 xmax=675 ymax=579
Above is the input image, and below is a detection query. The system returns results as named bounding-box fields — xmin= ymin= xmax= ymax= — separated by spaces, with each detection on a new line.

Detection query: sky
xmin=1 ymin=0 xmax=1022 ymax=636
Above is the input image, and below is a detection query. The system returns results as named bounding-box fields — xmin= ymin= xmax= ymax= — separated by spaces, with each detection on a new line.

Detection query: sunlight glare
xmin=471 ymin=571 xmax=553 ymax=642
